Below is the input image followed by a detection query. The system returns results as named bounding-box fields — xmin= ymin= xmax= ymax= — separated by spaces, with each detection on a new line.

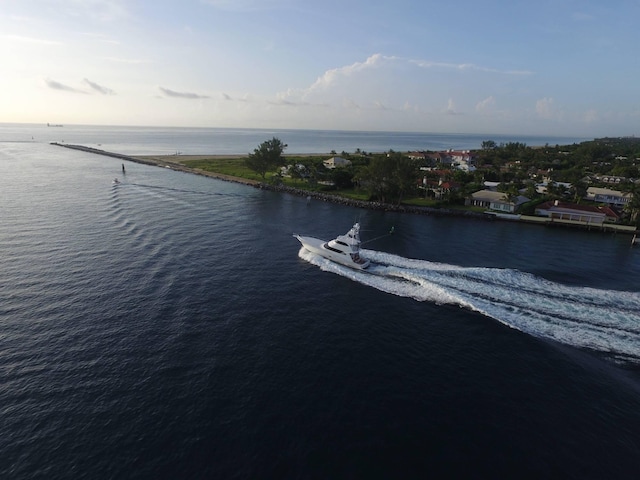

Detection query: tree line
xmin=245 ymin=137 xmax=640 ymax=224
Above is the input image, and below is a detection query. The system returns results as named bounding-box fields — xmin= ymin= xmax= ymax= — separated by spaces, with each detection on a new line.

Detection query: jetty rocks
xmin=262 ymin=183 xmax=481 ymax=218
xmin=51 ymin=142 xmax=482 ymax=218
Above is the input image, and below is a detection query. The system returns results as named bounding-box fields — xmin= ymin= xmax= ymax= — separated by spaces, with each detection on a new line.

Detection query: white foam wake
xmin=298 ymin=247 xmax=640 ymax=364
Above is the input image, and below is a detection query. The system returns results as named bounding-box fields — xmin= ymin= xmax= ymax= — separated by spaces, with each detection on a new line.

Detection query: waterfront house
xmin=535 ymin=180 xmax=572 ymax=195
xmin=585 ymin=187 xmax=632 ymax=207
xmin=280 ymin=164 xmax=309 ymax=178
xmin=421 ymin=177 xmax=460 ymax=200
xmin=323 ymin=156 xmax=352 ymax=169
xmin=535 ymin=200 xmax=620 ymax=225
xmin=408 ymin=151 xmax=428 ymax=161
xmin=466 ymin=190 xmax=530 ymax=213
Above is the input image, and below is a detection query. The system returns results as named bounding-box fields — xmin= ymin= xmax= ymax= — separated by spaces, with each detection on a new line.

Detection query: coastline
xmin=51 ymin=143 xmax=638 ymax=236
xmin=51 ymin=143 xmax=484 ymax=218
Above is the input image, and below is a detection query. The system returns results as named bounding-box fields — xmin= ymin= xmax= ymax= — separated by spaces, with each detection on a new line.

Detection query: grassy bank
xmin=179 ymin=156 xmax=447 ymax=207
xmin=181 ymin=156 xmax=265 ymax=182
xmin=48 ymin=144 xmax=637 ymax=237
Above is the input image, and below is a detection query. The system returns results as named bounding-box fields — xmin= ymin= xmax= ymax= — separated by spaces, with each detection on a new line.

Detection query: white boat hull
xmin=294 ymin=235 xmax=370 ymax=270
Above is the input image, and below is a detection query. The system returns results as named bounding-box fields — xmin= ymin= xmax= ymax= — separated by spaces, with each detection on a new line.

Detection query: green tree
xmin=245 ymin=137 xmax=287 ymax=180
xmin=570 ymin=181 xmax=588 ymax=203
xmin=497 ymin=183 xmax=521 ymax=204
xmin=481 ymin=140 xmax=497 ymax=150
xmin=392 ymin=153 xmax=420 ymax=204
xmin=357 ymin=155 xmax=394 ymax=203
xmin=331 ymin=168 xmax=354 ymax=189
xmin=357 ymin=153 xmax=419 ymax=205
xmin=621 ymin=182 xmax=640 ymax=225
xmin=524 ymin=181 xmax=538 ymax=200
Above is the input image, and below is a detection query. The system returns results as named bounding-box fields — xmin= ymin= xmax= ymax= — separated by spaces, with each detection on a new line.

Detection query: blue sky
xmin=2 ymin=0 xmax=639 ymax=136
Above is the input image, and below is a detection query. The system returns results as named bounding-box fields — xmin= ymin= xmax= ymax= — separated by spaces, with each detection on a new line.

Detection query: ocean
xmin=0 ymin=123 xmax=591 ymax=155
xmin=1 ymin=125 xmax=639 ymax=479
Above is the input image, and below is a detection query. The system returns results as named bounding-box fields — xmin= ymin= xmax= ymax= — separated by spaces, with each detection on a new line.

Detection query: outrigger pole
xmin=361 ymin=226 xmax=395 ymax=246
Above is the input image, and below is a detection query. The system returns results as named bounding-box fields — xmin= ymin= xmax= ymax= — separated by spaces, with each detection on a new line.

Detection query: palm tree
xmin=621 ymin=182 xmax=640 ymax=225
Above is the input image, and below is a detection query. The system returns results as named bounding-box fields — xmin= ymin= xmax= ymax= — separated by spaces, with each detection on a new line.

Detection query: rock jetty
xmin=50 ymin=142 xmax=638 ymax=233
xmin=52 ymin=142 xmax=477 ymax=218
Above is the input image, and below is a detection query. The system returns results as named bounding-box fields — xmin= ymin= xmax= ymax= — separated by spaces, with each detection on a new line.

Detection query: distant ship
xmin=47 ymin=123 xmax=63 ymax=127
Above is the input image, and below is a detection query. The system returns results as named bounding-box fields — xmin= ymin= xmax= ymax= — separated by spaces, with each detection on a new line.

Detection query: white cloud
xmin=61 ymin=0 xmax=130 ymax=22
xmin=159 ymin=87 xmax=209 ymax=99
xmin=103 ymin=56 xmax=151 ymax=65
xmin=201 ymin=0 xmax=288 ymax=12
xmin=84 ymin=78 xmax=115 ymax=95
xmin=403 ymin=101 xmax=418 ymax=112
xmin=306 ymin=54 xmax=391 ymax=93
xmin=536 ymin=97 xmax=555 ymax=119
xmin=4 ymin=34 xmax=62 ymax=46
xmin=476 ymin=96 xmax=496 ymax=112
xmin=279 ymin=54 xmax=532 ymax=110
xmin=44 ymin=78 xmax=87 ymax=94
xmin=583 ymin=109 xmax=598 ymax=123
xmin=373 ymin=100 xmax=389 ymax=110
xmin=79 ymin=32 xmax=120 ymax=44
xmin=410 ymin=59 xmax=532 ymax=76
xmin=445 ymin=98 xmax=460 ymax=115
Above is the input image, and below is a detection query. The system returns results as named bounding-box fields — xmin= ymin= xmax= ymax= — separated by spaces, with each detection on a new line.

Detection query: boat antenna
xmin=361 ymin=225 xmax=395 ymax=246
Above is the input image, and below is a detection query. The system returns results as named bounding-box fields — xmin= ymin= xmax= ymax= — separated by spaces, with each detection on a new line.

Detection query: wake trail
xmin=298 ymin=247 xmax=640 ymax=366
xmin=122 ymin=182 xmax=246 ymax=197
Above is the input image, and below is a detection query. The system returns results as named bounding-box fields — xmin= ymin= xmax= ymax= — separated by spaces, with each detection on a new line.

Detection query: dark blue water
xmin=1 ymin=141 xmax=639 ymax=479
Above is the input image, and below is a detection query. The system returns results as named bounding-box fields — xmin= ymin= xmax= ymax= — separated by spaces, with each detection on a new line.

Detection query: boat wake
xmin=298 ymin=247 xmax=640 ymax=366
xmin=126 ymin=182 xmax=246 ymax=197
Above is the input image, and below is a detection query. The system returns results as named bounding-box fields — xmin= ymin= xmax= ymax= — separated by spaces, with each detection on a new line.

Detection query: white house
xmin=535 ymin=181 xmax=572 ymax=194
xmin=483 ymin=181 xmax=500 ymax=191
xmin=535 ymin=200 xmax=620 ymax=225
xmin=323 ymin=156 xmax=352 ymax=169
xmin=441 ymin=150 xmax=476 ymax=172
xmin=586 ymin=187 xmax=632 ymax=207
xmin=466 ymin=190 xmax=530 ymax=213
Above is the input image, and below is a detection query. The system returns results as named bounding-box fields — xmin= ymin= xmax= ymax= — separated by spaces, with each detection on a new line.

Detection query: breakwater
xmin=51 ymin=142 xmax=472 ymax=218
xmin=51 ymin=142 xmax=159 ymax=166
xmin=51 ymin=142 xmax=262 ymax=185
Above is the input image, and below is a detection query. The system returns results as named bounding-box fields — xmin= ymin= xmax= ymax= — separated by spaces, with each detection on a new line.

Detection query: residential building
xmin=535 ymin=200 xmax=620 ymax=225
xmin=323 ymin=156 xmax=352 ymax=169
xmin=421 ymin=177 xmax=460 ymax=200
xmin=585 ymin=187 xmax=632 ymax=207
xmin=466 ymin=190 xmax=530 ymax=213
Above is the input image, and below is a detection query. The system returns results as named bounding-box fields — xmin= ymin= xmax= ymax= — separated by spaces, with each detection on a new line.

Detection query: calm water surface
xmin=0 ymin=123 xmax=591 ymax=155
xmin=1 ymin=138 xmax=639 ymax=479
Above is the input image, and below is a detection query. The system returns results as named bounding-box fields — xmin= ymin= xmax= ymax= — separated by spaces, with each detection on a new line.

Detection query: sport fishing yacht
xmin=294 ymin=223 xmax=370 ymax=270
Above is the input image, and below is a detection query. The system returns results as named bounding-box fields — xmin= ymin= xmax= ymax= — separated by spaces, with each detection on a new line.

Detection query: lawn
xmin=180 ymin=156 xmax=464 ymax=209
xmin=181 ymin=157 xmax=264 ymax=181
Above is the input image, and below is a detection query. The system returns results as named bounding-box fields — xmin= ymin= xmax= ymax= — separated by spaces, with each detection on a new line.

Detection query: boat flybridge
xmin=294 ymin=223 xmax=370 ymax=270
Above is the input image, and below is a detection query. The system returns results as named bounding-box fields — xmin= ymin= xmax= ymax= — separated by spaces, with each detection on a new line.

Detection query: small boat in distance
xmin=294 ymin=223 xmax=370 ymax=270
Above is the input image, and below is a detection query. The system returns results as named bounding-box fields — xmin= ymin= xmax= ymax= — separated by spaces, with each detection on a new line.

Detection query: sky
xmin=1 ymin=0 xmax=640 ymax=136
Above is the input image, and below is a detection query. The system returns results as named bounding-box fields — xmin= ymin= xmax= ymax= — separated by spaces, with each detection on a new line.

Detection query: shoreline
xmin=51 ymin=143 xmax=638 ymax=236
xmin=51 ymin=143 xmax=487 ymax=218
